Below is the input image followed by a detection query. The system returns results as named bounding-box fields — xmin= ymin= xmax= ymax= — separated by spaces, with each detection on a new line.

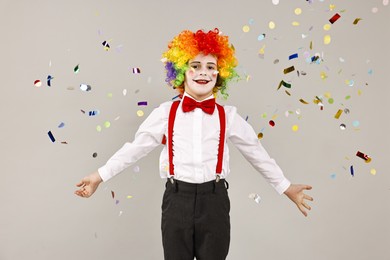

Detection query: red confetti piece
xmin=329 ymin=13 xmax=341 ymax=24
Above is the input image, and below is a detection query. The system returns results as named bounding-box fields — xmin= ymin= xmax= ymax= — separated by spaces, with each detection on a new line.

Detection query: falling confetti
xmin=102 ymin=40 xmax=110 ymax=51
xmin=92 ymin=152 xmax=98 ymax=158
xmin=356 ymin=151 xmax=371 ymax=163
xmin=340 ymin=124 xmax=346 ymax=130
xmin=127 ymin=195 xmax=133 ymax=199
xmin=74 ymin=64 xmax=80 ymax=73
xmin=294 ymin=8 xmax=302 ymax=15
xmin=104 ymin=121 xmax=111 ymax=128
xmin=292 ymin=125 xmax=299 ymax=132
xmin=299 ymin=99 xmax=309 ymax=104
xmin=111 ymin=190 xmax=115 ymax=199
xmin=34 ymin=80 xmax=42 ymax=87
xmin=283 ymin=66 xmax=295 ymax=74
xmin=288 ymin=53 xmax=298 ymax=60
xmin=329 ymin=13 xmax=341 ymax=24
xmin=80 ymin=83 xmax=92 ymax=92
xmin=242 ymin=25 xmax=250 ymax=32
xmin=47 ymin=131 xmax=55 ymax=143
xmin=353 ymin=18 xmax=362 ymax=25
xmin=370 ymin=169 xmax=377 ymax=175
xmin=137 ymin=110 xmax=144 ymax=117
xmin=269 ymin=21 xmax=276 ymax=29
xmin=334 ymin=109 xmax=343 ymax=119
xmin=137 ymin=101 xmax=148 ymax=106
xmin=350 ymin=165 xmax=354 ymax=177
xmin=248 ymin=193 xmax=262 ymax=204
xmin=58 ymin=122 xmax=65 ymax=128
xmin=277 ymin=80 xmax=291 ymax=90
xmin=257 ymin=34 xmax=266 ymax=41
xmin=47 ymin=75 xmax=54 ymax=87
xmin=269 ymin=120 xmax=275 ymax=127
xmin=324 ymin=35 xmax=331 ymax=45
xmin=257 ymin=132 xmax=264 ymax=139
xmin=132 ymin=68 xmax=141 ymax=74
xmin=96 ymin=125 xmax=102 ymax=132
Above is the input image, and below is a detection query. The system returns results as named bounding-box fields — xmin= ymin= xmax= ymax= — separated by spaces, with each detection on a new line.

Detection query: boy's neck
xmin=184 ymin=91 xmax=214 ymax=102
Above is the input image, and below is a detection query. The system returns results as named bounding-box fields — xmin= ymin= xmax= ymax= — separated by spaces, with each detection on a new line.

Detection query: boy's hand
xmin=74 ymin=171 xmax=103 ymax=198
xmin=284 ymin=184 xmax=313 ymax=217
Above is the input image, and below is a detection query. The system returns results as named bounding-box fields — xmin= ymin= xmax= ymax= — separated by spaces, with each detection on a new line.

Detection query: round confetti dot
xmin=340 ymin=124 xmax=346 ymax=130
xmin=272 ymin=0 xmax=279 ymax=5
xmin=258 ymin=34 xmax=265 ymax=41
xmin=372 ymin=7 xmax=378 ymax=13
xmin=92 ymin=152 xmax=98 ymax=158
xmin=343 ymin=108 xmax=350 ymax=114
xmin=273 ymin=59 xmax=279 ymax=64
xmin=352 ymin=120 xmax=360 ymax=127
xmin=370 ymin=169 xmax=376 ymax=175
xmin=269 ymin=120 xmax=275 ymax=127
xmin=123 ymin=89 xmax=127 ymax=96
xmin=96 ymin=125 xmax=102 ymax=132
xmin=104 ymin=121 xmax=111 ymax=128
xmin=269 ymin=21 xmax=276 ymax=29
xmin=324 ymin=35 xmax=331 ymax=45
xmin=137 ymin=110 xmax=144 ymax=117
xmin=107 ymin=93 xmax=113 ymax=98
xmin=292 ymin=21 xmax=300 ymax=26
xmin=384 ymin=0 xmax=389 ymax=6
xmin=257 ymin=132 xmax=264 ymax=139
xmin=345 ymin=95 xmax=351 ymax=100
xmin=242 ymin=25 xmax=250 ymax=32
xmin=294 ymin=8 xmax=302 ymax=15
xmin=261 ymin=113 xmax=267 ymax=118
xmin=328 ymin=98 xmax=334 ymax=104
xmin=292 ymin=125 xmax=299 ymax=132
xmin=323 ymin=24 xmax=331 ymax=31
xmin=34 ymin=80 xmax=42 ymax=87
xmin=295 ymin=109 xmax=301 ymax=115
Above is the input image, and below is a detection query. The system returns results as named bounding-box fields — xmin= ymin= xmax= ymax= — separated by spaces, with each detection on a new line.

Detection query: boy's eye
xmin=191 ymin=64 xmax=199 ymax=69
xmin=208 ymin=66 xmax=216 ymax=70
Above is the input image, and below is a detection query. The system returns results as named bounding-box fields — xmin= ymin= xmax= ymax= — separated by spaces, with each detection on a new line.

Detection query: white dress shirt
xmin=98 ymin=92 xmax=291 ymax=195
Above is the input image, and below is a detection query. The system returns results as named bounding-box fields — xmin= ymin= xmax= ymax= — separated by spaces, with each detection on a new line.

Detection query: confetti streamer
xmin=329 ymin=13 xmax=341 ymax=24
xmin=47 ymin=131 xmax=55 ymax=142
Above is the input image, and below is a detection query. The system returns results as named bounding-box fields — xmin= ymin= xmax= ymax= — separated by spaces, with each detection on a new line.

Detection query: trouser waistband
xmin=165 ymin=178 xmax=229 ymax=194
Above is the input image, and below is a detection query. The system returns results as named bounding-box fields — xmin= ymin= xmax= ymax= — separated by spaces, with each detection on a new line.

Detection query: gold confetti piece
xmin=299 ymin=99 xmax=309 ymax=104
xmin=285 ymin=90 xmax=291 ymax=96
xmin=334 ymin=109 xmax=343 ymax=119
xmin=324 ymin=35 xmax=331 ymax=45
xmin=96 ymin=125 xmax=102 ymax=132
xmin=137 ymin=110 xmax=144 ymax=117
xmin=104 ymin=121 xmax=111 ymax=128
xmin=126 ymin=195 xmax=133 ymax=199
xmin=242 ymin=25 xmax=250 ymax=32
xmin=328 ymin=98 xmax=334 ymax=104
xmin=370 ymin=169 xmax=376 ymax=175
xmin=283 ymin=66 xmax=295 ymax=74
xmin=258 ymin=44 xmax=266 ymax=55
xmin=292 ymin=21 xmax=300 ymax=26
xmin=310 ymin=41 xmax=313 ymax=50
xmin=320 ymin=72 xmax=328 ymax=79
xmin=257 ymin=133 xmax=264 ymax=139
xmin=323 ymin=24 xmax=331 ymax=31
xmin=294 ymin=8 xmax=302 ymax=15
xmin=107 ymin=93 xmax=113 ymax=98
xmin=324 ymin=92 xmax=331 ymax=98
xmin=353 ymin=18 xmax=362 ymax=25
xmin=329 ymin=4 xmax=336 ymax=11
xmin=269 ymin=21 xmax=276 ymax=29
xmin=292 ymin=125 xmax=299 ymax=132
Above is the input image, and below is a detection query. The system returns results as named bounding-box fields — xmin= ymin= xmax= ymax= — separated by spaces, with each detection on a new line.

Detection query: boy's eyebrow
xmin=189 ymin=61 xmax=217 ymax=65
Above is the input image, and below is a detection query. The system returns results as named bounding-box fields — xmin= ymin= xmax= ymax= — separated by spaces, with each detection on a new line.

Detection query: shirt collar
xmin=183 ymin=91 xmax=215 ymax=102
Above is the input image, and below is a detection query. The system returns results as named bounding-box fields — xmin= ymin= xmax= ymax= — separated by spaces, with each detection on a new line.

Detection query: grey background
xmin=1 ymin=0 xmax=389 ymax=259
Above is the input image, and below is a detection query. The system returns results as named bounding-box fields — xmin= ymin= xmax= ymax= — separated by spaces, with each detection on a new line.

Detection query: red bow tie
xmin=182 ymin=96 xmax=216 ymax=115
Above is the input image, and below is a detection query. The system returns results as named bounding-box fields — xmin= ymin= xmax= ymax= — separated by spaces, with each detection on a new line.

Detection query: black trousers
xmin=161 ymin=179 xmax=231 ymax=260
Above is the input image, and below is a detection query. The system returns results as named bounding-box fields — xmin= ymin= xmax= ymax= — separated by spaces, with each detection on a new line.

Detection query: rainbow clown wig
xmin=162 ymin=28 xmax=239 ymax=99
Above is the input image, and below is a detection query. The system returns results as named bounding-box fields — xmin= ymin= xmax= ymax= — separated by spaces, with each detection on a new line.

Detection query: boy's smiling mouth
xmin=193 ymin=79 xmax=211 ymax=84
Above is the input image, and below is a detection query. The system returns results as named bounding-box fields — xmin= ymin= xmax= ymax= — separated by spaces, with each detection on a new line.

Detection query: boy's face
xmin=184 ymin=53 xmax=218 ymax=101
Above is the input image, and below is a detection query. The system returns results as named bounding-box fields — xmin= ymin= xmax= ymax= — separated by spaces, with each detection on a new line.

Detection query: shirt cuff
xmin=274 ymin=179 xmax=291 ymax=195
xmin=98 ymin=166 xmax=111 ymax=182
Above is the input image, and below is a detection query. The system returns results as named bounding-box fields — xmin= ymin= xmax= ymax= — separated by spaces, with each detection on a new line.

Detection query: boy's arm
xmin=227 ymin=107 xmax=313 ymax=215
xmin=75 ymin=103 xmax=170 ymax=198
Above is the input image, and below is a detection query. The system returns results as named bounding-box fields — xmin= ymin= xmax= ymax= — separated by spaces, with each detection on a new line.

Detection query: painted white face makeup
xmin=184 ymin=53 xmax=218 ymax=101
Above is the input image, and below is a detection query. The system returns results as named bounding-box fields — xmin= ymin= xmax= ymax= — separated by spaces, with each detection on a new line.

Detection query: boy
xmin=75 ymin=28 xmax=313 ymax=260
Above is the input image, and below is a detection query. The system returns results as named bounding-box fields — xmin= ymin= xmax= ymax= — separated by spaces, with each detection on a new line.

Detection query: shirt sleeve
xmin=98 ymin=102 xmax=170 ymax=182
xmin=226 ymin=106 xmax=291 ymax=194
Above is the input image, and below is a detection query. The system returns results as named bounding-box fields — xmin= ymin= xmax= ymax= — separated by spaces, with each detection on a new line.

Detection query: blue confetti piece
xmin=289 ymin=53 xmax=298 ymax=60
xmin=47 ymin=75 xmax=54 ymax=87
xmin=350 ymin=165 xmax=354 ymax=177
xmin=138 ymin=101 xmax=148 ymax=106
xmin=48 ymin=131 xmax=55 ymax=142
xmin=58 ymin=122 xmax=65 ymax=128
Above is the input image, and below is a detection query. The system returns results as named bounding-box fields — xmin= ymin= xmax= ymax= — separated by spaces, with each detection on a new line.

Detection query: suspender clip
xmin=216 ymin=175 xmax=221 ymax=183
